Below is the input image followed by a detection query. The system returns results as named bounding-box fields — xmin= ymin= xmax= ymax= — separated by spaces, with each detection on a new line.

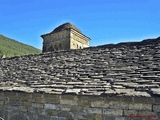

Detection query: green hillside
xmin=0 ymin=34 xmax=41 ymax=58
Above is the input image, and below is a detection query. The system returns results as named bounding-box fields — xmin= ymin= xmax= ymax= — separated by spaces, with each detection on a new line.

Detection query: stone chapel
xmin=41 ymin=22 xmax=91 ymax=52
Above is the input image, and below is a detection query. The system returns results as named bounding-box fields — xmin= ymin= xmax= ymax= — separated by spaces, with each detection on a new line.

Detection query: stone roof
xmin=51 ymin=22 xmax=81 ymax=33
xmin=0 ymin=37 xmax=160 ymax=97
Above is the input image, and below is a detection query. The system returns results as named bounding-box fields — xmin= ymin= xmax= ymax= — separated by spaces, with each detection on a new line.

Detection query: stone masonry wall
xmin=70 ymin=29 xmax=90 ymax=49
xmin=0 ymin=91 xmax=160 ymax=120
xmin=41 ymin=22 xmax=90 ymax=52
xmin=42 ymin=30 xmax=70 ymax=52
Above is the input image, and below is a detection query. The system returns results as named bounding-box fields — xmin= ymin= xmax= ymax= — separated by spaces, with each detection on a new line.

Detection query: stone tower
xmin=41 ymin=22 xmax=91 ymax=53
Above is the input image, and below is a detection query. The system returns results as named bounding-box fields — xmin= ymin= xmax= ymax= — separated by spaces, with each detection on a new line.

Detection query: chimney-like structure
xmin=41 ymin=22 xmax=91 ymax=52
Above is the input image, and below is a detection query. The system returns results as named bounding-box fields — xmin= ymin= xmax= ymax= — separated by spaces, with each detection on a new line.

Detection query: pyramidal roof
xmin=51 ymin=22 xmax=81 ymax=33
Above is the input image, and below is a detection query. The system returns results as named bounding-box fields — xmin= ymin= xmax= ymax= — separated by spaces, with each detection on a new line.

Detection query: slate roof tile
xmin=0 ymin=37 xmax=160 ymax=97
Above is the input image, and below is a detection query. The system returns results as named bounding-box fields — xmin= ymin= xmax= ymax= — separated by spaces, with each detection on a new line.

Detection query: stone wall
xmin=42 ymin=30 xmax=70 ymax=52
xmin=0 ymin=91 xmax=160 ymax=120
xmin=42 ymin=29 xmax=90 ymax=52
xmin=70 ymin=29 xmax=90 ymax=49
xmin=41 ymin=22 xmax=90 ymax=52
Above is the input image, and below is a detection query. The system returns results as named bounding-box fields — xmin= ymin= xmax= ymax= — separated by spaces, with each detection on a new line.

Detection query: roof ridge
xmin=51 ymin=22 xmax=81 ymax=33
xmin=88 ymin=36 xmax=160 ymax=49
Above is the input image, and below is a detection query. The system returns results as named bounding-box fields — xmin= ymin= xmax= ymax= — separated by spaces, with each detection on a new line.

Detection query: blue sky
xmin=0 ymin=0 xmax=160 ymax=50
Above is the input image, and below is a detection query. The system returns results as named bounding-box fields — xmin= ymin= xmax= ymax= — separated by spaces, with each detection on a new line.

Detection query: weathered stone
xmin=95 ymin=114 xmax=102 ymax=120
xmin=41 ymin=22 xmax=90 ymax=53
xmin=77 ymin=96 xmax=91 ymax=107
xmin=132 ymin=97 xmax=155 ymax=104
xmin=115 ymin=117 xmax=128 ymax=120
xmin=44 ymin=103 xmax=56 ymax=109
xmin=103 ymin=109 xmax=123 ymax=116
xmin=138 ymin=110 xmax=157 ymax=117
xmin=123 ymin=110 xmax=138 ymax=116
xmin=102 ymin=115 xmax=115 ymax=120
xmin=32 ymin=103 xmax=44 ymax=108
xmin=45 ymin=109 xmax=58 ymax=116
xmin=7 ymin=112 xmax=27 ymax=120
xmin=19 ymin=93 xmax=32 ymax=101
xmin=0 ymin=101 xmax=4 ymax=105
xmin=7 ymin=106 xmax=19 ymax=111
xmin=129 ymin=103 xmax=152 ymax=110
xmin=18 ymin=106 xmax=27 ymax=112
xmin=22 ymin=102 xmax=31 ymax=107
xmin=74 ymin=112 xmax=95 ymax=120
xmin=83 ymin=108 xmax=102 ymax=114
xmin=38 ymin=115 xmax=50 ymax=120
xmin=153 ymin=104 xmax=160 ymax=112
xmin=44 ymin=96 xmax=60 ymax=104
xmin=58 ymin=111 xmax=74 ymax=120
xmin=60 ymin=99 xmax=77 ymax=106
xmin=55 ymin=104 xmax=71 ymax=111
xmin=150 ymin=88 xmax=160 ymax=96
xmin=64 ymin=88 xmax=81 ymax=94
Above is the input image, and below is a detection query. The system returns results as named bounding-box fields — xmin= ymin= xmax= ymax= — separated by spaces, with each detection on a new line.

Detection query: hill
xmin=0 ymin=34 xmax=41 ymax=58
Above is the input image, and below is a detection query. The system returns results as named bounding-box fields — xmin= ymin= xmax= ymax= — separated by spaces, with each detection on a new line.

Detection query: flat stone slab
xmin=0 ymin=37 xmax=160 ymax=97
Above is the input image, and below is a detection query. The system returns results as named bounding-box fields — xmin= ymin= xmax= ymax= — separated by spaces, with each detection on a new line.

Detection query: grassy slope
xmin=0 ymin=34 xmax=41 ymax=58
